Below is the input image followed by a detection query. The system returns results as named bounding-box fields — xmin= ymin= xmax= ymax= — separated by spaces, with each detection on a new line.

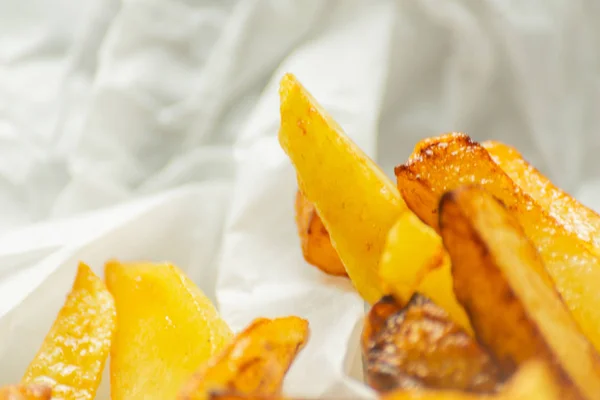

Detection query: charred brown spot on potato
xmin=363 ymin=294 xmax=502 ymax=393
xmin=296 ymin=119 xmax=307 ymax=136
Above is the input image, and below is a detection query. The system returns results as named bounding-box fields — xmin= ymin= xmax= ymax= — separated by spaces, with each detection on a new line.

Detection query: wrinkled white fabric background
xmin=1 ymin=0 xmax=600 ymax=398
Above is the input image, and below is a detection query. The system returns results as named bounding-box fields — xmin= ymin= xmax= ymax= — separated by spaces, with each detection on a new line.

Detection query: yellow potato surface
xmin=279 ymin=73 xmax=405 ymax=303
xmin=22 ymin=263 xmax=115 ymax=400
xmin=106 ymin=260 xmax=233 ymax=400
xmin=379 ymin=213 xmax=470 ymax=332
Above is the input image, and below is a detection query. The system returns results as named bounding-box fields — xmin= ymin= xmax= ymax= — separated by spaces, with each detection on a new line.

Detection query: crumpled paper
xmin=1 ymin=0 xmax=600 ymax=398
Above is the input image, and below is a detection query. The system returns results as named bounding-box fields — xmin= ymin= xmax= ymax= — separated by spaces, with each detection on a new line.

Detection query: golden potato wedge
xmin=378 ymin=213 xmax=470 ymax=333
xmin=178 ymin=316 xmax=309 ymax=400
xmin=106 ymin=261 xmax=233 ymax=400
xmin=22 ymin=263 xmax=116 ymax=400
xmin=396 ymin=133 xmax=600 ymax=353
xmin=482 ymin=140 xmax=600 ymax=255
xmin=363 ymin=294 xmax=501 ymax=393
xmin=208 ymin=394 xmax=286 ymax=400
xmin=381 ymin=361 xmax=560 ymax=400
xmin=439 ymin=186 xmax=600 ymax=400
xmin=0 ymin=384 xmax=51 ymax=400
xmin=279 ymin=73 xmax=405 ymax=303
xmin=295 ymin=190 xmax=347 ymax=277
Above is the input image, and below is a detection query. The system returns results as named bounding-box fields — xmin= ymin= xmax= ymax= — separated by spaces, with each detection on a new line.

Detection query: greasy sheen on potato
xmin=439 ymin=186 xmax=600 ymax=400
xmin=294 ymin=190 xmax=347 ymax=276
xmin=381 ymin=361 xmax=561 ymax=400
xmin=395 ymin=133 xmax=600 ymax=354
xmin=179 ymin=316 xmax=309 ymax=400
xmin=482 ymin=140 xmax=600 ymax=255
xmin=279 ymin=73 xmax=405 ymax=303
xmin=362 ymin=294 xmax=501 ymax=393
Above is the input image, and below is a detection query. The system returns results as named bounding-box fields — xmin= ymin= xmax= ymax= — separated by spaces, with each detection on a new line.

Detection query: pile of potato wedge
xmin=3 ymin=260 xmax=309 ymax=400
xmin=4 ymin=73 xmax=600 ymax=400
xmin=282 ymin=73 xmax=600 ymax=400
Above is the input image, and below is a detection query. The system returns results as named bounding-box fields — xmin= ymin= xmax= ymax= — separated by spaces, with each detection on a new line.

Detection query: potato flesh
xmin=295 ymin=190 xmax=347 ymax=276
xmin=395 ymin=133 xmax=600 ymax=353
xmin=363 ymin=294 xmax=500 ymax=393
xmin=22 ymin=263 xmax=116 ymax=400
xmin=439 ymin=186 xmax=600 ymax=400
xmin=279 ymin=73 xmax=405 ymax=303
xmin=379 ymin=213 xmax=470 ymax=333
xmin=105 ymin=261 xmax=233 ymax=400
xmin=179 ymin=316 xmax=308 ymax=400
xmin=483 ymin=140 xmax=600 ymax=255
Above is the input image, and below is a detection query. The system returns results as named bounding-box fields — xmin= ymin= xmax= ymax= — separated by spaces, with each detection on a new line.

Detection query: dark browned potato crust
xmin=363 ymin=294 xmax=502 ymax=393
xmin=439 ymin=186 xmax=600 ymax=400
xmin=294 ymin=190 xmax=347 ymax=277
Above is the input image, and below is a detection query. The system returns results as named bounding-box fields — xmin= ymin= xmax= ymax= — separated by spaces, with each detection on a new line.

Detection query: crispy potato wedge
xmin=0 ymin=384 xmax=51 ymax=400
xmin=22 ymin=263 xmax=115 ymax=400
xmin=295 ymin=190 xmax=347 ymax=276
xmin=208 ymin=394 xmax=287 ymax=400
xmin=381 ymin=361 xmax=560 ymax=400
xmin=363 ymin=294 xmax=501 ymax=393
xmin=179 ymin=316 xmax=309 ymax=400
xmin=482 ymin=140 xmax=600 ymax=255
xmin=396 ymin=133 xmax=600 ymax=353
xmin=439 ymin=186 xmax=600 ymax=400
xmin=379 ymin=213 xmax=470 ymax=333
xmin=106 ymin=261 xmax=233 ymax=400
xmin=279 ymin=73 xmax=405 ymax=303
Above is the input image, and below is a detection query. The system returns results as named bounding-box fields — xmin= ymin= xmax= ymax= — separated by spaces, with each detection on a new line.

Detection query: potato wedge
xmin=105 ymin=261 xmax=233 ymax=400
xmin=179 ymin=316 xmax=308 ymax=400
xmin=363 ymin=294 xmax=500 ymax=393
xmin=482 ymin=140 xmax=600 ymax=255
xmin=439 ymin=186 xmax=600 ymax=400
xmin=208 ymin=394 xmax=286 ymax=400
xmin=279 ymin=73 xmax=405 ymax=303
xmin=379 ymin=213 xmax=470 ymax=333
xmin=381 ymin=361 xmax=560 ymax=400
xmin=396 ymin=133 xmax=600 ymax=353
xmin=295 ymin=190 xmax=347 ymax=276
xmin=22 ymin=263 xmax=115 ymax=400
xmin=0 ymin=384 xmax=51 ymax=400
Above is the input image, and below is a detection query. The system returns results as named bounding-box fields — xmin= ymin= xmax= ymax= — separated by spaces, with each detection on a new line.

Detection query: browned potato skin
xmin=363 ymin=294 xmax=501 ymax=393
xmin=208 ymin=393 xmax=288 ymax=400
xmin=295 ymin=190 xmax=347 ymax=277
xmin=395 ymin=133 xmax=526 ymax=233
xmin=439 ymin=186 xmax=600 ymax=400
xmin=395 ymin=133 xmax=600 ymax=354
xmin=179 ymin=317 xmax=309 ymax=400
xmin=381 ymin=361 xmax=561 ymax=400
xmin=0 ymin=384 xmax=51 ymax=400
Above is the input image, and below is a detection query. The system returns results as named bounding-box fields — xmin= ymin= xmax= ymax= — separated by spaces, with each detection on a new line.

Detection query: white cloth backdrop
xmin=0 ymin=0 xmax=599 ymax=398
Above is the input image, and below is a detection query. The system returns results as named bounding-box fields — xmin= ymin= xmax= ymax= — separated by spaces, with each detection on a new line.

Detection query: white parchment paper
xmin=1 ymin=0 xmax=600 ymax=398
